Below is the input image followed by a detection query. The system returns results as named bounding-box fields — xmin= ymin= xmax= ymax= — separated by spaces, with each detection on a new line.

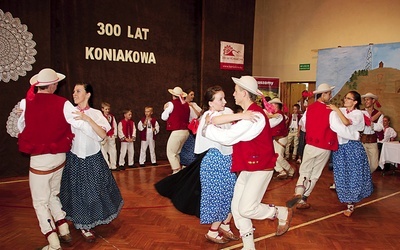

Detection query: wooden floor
xmin=1 ymin=161 xmax=400 ymax=250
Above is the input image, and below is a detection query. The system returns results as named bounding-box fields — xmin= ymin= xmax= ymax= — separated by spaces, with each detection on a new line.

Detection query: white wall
xmin=253 ymin=0 xmax=400 ymax=82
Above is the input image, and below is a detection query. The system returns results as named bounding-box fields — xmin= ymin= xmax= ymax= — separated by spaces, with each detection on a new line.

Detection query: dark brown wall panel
xmin=201 ymin=0 xmax=255 ymax=109
xmin=0 ymin=0 xmax=254 ymax=178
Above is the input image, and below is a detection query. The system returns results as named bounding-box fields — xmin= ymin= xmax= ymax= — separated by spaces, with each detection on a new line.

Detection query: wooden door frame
xmin=280 ymin=81 xmax=316 ymax=114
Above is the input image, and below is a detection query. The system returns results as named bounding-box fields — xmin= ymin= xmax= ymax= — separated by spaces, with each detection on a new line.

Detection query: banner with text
xmin=220 ymin=41 xmax=244 ymax=71
xmin=254 ymin=76 xmax=279 ymax=98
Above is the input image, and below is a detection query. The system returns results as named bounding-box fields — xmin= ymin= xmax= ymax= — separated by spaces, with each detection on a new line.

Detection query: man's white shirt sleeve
xmin=161 ymin=101 xmax=173 ymax=121
xmin=205 ymin=112 xmax=266 ymax=146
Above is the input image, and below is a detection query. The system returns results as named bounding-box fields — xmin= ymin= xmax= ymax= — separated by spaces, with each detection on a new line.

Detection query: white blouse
xmin=70 ymin=107 xmax=111 ymax=158
xmin=300 ymin=108 xmax=361 ymax=144
xmin=378 ymin=127 xmax=397 ymax=143
xmin=335 ymin=108 xmax=364 ymax=145
xmin=194 ymin=108 xmax=234 ymax=155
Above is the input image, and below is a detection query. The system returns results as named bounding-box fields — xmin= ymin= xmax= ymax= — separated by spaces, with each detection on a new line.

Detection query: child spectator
xmin=138 ymin=106 xmax=160 ymax=167
xmin=285 ymin=104 xmax=302 ymax=161
xmin=101 ymin=102 xmax=118 ymax=171
xmin=118 ymin=109 xmax=136 ymax=170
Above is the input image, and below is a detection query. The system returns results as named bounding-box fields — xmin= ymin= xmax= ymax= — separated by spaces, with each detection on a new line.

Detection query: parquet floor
xmin=1 ymin=161 xmax=400 ymax=250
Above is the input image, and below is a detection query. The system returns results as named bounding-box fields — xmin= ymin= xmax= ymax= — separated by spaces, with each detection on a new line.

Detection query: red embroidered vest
xmin=18 ymin=94 xmax=74 ymax=154
xmin=372 ymin=109 xmax=384 ymax=141
xmin=166 ymin=99 xmax=190 ymax=131
xmin=290 ymin=113 xmax=302 ymax=127
xmin=270 ymin=110 xmax=289 ymax=137
xmin=305 ymin=101 xmax=338 ymax=151
xmin=140 ymin=117 xmax=157 ymax=141
xmin=231 ymin=103 xmax=278 ymax=172
xmin=120 ymin=119 xmax=134 ymax=142
xmin=104 ymin=113 xmax=115 ymax=137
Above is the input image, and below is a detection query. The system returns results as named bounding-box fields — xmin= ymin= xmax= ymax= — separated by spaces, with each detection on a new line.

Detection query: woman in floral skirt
xmin=60 ymin=83 xmax=123 ymax=242
xmin=329 ymin=90 xmax=373 ymax=217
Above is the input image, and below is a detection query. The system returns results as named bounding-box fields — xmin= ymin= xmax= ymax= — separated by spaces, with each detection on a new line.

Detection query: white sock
xmin=276 ymin=206 xmax=289 ymax=226
xmin=207 ymin=229 xmax=221 ymax=239
xmin=220 ymin=223 xmax=230 ymax=232
xmin=347 ymin=204 xmax=354 ymax=211
xmin=58 ymin=222 xmax=70 ymax=236
xmin=46 ymin=232 xmax=61 ymax=249
xmin=241 ymin=230 xmax=255 ymax=250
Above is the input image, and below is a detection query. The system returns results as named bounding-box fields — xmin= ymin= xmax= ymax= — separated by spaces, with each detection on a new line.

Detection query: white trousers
xmin=362 ymin=142 xmax=379 ymax=172
xmin=166 ymin=130 xmax=189 ymax=171
xmin=29 ymin=154 xmax=66 ymax=235
xmin=273 ymin=137 xmax=291 ymax=172
xmin=295 ymin=144 xmax=330 ymax=197
xmin=101 ymin=136 xmax=117 ymax=168
xmin=119 ymin=141 xmax=134 ymax=166
xmin=285 ymin=129 xmax=299 ymax=158
xmin=139 ymin=139 xmax=156 ymax=164
xmin=231 ymin=170 xmax=275 ymax=236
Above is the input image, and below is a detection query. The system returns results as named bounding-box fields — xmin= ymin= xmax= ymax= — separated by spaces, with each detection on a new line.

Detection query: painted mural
xmin=316 ymin=42 xmax=400 ymax=137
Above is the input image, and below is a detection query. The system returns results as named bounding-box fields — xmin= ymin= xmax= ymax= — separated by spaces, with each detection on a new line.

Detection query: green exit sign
xmin=299 ymin=64 xmax=310 ymax=70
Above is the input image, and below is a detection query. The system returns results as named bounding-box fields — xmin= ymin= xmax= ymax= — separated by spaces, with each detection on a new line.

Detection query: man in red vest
xmin=268 ymin=98 xmax=295 ymax=179
xmin=204 ymin=76 xmax=291 ymax=250
xmin=360 ymin=92 xmax=384 ymax=172
xmin=17 ymin=68 xmax=85 ymax=250
xmin=100 ymin=102 xmax=118 ymax=171
xmin=161 ymin=87 xmax=190 ymax=174
xmin=286 ymin=83 xmax=339 ymax=210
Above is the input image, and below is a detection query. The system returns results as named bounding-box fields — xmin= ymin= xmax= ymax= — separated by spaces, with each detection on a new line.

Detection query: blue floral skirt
xmin=180 ymin=133 xmax=197 ymax=166
xmin=60 ymin=151 xmax=124 ymax=230
xmin=200 ymin=148 xmax=236 ymax=224
xmin=332 ymin=140 xmax=373 ymax=204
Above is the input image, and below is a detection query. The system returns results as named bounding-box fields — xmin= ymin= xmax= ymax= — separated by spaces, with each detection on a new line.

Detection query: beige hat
xmin=231 ymin=76 xmax=262 ymax=96
xmin=269 ymin=98 xmax=283 ymax=104
xmin=313 ymin=83 xmax=335 ymax=94
xmin=168 ymin=87 xmax=187 ymax=97
xmin=30 ymin=68 xmax=66 ymax=86
xmin=361 ymin=92 xmax=378 ymax=100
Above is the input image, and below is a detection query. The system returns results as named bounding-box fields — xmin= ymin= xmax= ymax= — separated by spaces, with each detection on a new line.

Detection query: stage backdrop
xmin=0 ymin=0 xmax=255 ymax=178
xmin=316 ymin=42 xmax=400 ymax=138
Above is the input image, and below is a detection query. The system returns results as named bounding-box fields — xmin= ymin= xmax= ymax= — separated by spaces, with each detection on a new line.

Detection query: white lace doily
xmin=6 ymin=101 xmax=21 ymax=138
xmin=0 ymin=9 xmax=37 ymax=83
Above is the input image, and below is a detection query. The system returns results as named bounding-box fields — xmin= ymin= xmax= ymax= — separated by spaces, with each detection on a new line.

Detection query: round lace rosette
xmin=6 ymin=101 xmax=21 ymax=138
xmin=0 ymin=9 xmax=37 ymax=83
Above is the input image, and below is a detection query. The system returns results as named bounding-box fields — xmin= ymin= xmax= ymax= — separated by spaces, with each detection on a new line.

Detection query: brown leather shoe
xmin=287 ymin=167 xmax=295 ymax=178
xmin=204 ymin=233 xmax=229 ymax=244
xmin=81 ymin=229 xmax=96 ymax=243
xmin=286 ymin=194 xmax=302 ymax=208
xmin=218 ymin=227 xmax=240 ymax=241
xmin=296 ymin=202 xmax=311 ymax=209
xmin=276 ymin=208 xmax=293 ymax=236
xmin=344 ymin=209 xmax=354 ymax=217
xmin=59 ymin=233 xmax=72 ymax=243
xmin=276 ymin=171 xmax=288 ymax=179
